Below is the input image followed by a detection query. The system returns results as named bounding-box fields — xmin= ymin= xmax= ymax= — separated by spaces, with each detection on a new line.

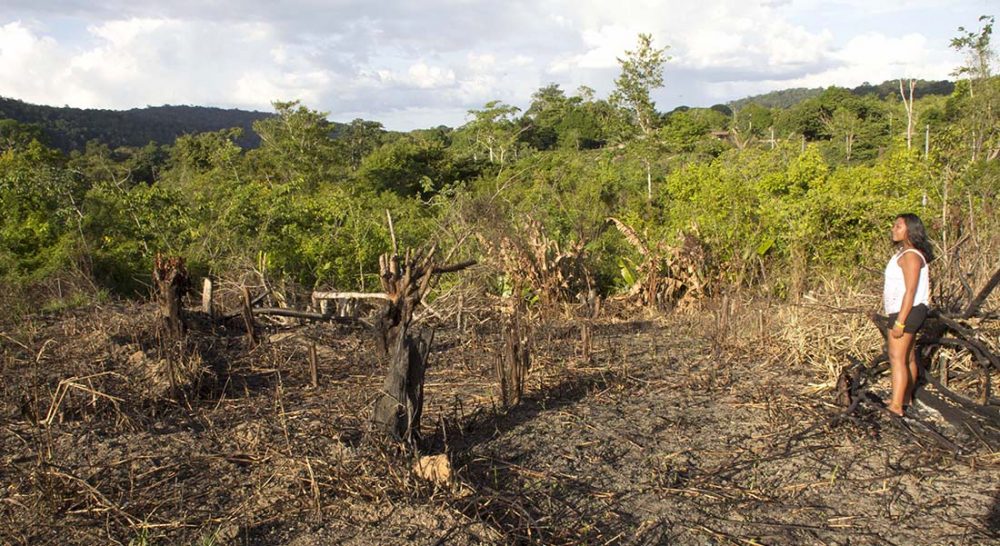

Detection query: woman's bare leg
xmin=904 ymin=342 xmax=919 ymax=407
xmin=888 ymin=332 xmax=915 ymax=415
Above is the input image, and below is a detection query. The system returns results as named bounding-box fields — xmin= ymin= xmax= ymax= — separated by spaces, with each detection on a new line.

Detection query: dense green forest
xmin=727 ymin=79 xmax=954 ymax=110
xmin=0 ymin=98 xmax=278 ymax=151
xmin=1 ymin=21 xmax=998 ymax=314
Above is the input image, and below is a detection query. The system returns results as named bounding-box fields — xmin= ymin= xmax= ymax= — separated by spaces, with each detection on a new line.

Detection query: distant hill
xmin=0 ymin=97 xmax=275 ymax=151
xmin=729 ymin=87 xmax=824 ymax=110
xmin=729 ymin=79 xmax=955 ymax=110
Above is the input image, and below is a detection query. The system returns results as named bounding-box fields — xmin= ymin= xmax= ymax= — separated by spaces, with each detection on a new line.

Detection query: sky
xmin=0 ymin=0 xmax=994 ymax=130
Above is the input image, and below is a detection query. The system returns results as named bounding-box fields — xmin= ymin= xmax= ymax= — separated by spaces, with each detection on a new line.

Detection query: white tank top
xmin=883 ymin=248 xmax=929 ymax=314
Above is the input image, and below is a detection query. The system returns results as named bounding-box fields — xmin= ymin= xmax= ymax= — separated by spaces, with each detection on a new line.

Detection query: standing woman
xmin=883 ymin=213 xmax=934 ymax=417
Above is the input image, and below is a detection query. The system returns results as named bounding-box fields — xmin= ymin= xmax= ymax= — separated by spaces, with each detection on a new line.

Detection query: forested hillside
xmin=0 ymin=97 xmax=276 ymax=151
xmin=0 ymin=27 xmax=997 ymax=314
xmin=728 ymin=79 xmax=954 ymax=110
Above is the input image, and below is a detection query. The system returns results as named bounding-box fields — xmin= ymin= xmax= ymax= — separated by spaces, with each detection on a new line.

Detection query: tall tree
xmin=462 ymin=100 xmax=524 ymax=168
xmin=949 ymin=15 xmax=1000 ymax=160
xmin=822 ymin=107 xmax=861 ymax=161
xmin=250 ymin=101 xmax=346 ymax=189
xmin=343 ymin=119 xmax=385 ymax=170
xmin=610 ymin=33 xmax=670 ymax=139
xmin=523 ymin=84 xmax=568 ymax=151
xmin=951 ymin=15 xmax=996 ymax=98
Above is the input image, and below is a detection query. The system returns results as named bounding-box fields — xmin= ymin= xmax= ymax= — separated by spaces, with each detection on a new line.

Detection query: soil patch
xmin=1 ymin=304 xmax=997 ymax=545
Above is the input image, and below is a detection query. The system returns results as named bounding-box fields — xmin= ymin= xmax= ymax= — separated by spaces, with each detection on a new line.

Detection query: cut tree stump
xmin=370 ymin=244 xmax=474 ymax=443
xmin=373 ymin=328 xmax=433 ymax=443
xmin=496 ymin=297 xmax=531 ymax=408
xmin=201 ymin=278 xmax=213 ymax=316
xmin=153 ymin=254 xmax=190 ymax=338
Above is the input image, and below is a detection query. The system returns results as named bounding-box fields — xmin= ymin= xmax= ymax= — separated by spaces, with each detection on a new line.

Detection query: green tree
xmin=250 ymin=101 xmax=346 ymax=189
xmin=951 ymin=15 xmax=996 ymax=97
xmin=357 ymin=133 xmax=461 ymax=197
xmin=0 ymin=134 xmax=84 ymax=282
xmin=822 ymin=107 xmax=861 ymax=161
xmin=342 ymin=119 xmax=386 ymax=170
xmin=948 ymin=16 xmax=1000 ymax=160
xmin=610 ymin=33 xmax=670 ymax=140
xmin=522 ymin=84 xmax=568 ymax=151
xmin=459 ymin=100 xmax=524 ymax=168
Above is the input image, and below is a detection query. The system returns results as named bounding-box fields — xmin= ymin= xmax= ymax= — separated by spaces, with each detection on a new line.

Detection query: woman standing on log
xmin=884 ymin=213 xmax=934 ymax=417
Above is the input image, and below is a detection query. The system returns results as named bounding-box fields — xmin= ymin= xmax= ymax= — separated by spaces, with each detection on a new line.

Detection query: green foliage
xmin=610 ymin=33 xmax=670 ymax=139
xmin=951 ymin=15 xmax=996 ymax=83
xmin=343 ymin=119 xmax=386 ymax=170
xmin=249 ymin=101 xmax=347 ymax=189
xmin=0 ymin=131 xmax=82 ymax=282
xmin=1 ymin=96 xmax=274 ymax=151
xmin=660 ymin=108 xmax=728 ymax=154
xmin=522 ymin=84 xmax=615 ymax=151
xmin=1 ymin=22 xmax=997 ymax=308
xmin=358 ymin=132 xmax=470 ymax=197
xmin=457 ymin=100 xmax=525 ymax=168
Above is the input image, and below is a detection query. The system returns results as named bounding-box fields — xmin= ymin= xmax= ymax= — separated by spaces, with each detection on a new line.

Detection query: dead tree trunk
xmin=899 ymin=79 xmax=916 ymax=150
xmin=371 ymin=245 xmax=474 ymax=442
xmin=153 ymin=255 xmax=189 ymax=338
xmin=373 ymin=329 xmax=433 ymax=442
xmin=496 ymin=296 xmax=531 ymax=408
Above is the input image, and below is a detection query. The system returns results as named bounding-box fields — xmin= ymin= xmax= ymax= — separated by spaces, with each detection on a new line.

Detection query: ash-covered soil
xmin=1 ymin=303 xmax=998 ymax=545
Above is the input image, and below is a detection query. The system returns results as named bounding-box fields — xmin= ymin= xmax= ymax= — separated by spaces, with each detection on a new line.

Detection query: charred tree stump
xmin=153 ymin=255 xmax=190 ymax=338
xmin=241 ymin=287 xmax=258 ymax=346
xmin=373 ymin=328 xmax=434 ymax=443
xmin=496 ymin=299 xmax=531 ymax=408
xmin=371 ymin=245 xmax=474 ymax=443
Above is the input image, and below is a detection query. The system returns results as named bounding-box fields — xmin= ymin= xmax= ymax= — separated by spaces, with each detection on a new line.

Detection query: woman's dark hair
xmin=897 ymin=213 xmax=935 ymax=263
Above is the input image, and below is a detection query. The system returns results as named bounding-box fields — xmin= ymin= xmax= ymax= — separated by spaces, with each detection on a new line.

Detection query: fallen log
xmin=962 ymin=266 xmax=1000 ymax=318
xmin=311 ymin=291 xmax=392 ymax=301
xmin=251 ymin=307 xmax=370 ymax=326
xmin=221 ymin=290 xmax=271 ymax=320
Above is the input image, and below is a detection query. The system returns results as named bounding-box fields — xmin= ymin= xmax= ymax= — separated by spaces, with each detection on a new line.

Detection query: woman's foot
xmin=887 ymin=405 xmax=906 ymax=417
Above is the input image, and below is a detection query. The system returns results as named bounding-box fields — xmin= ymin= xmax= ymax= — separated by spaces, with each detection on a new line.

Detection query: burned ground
xmin=1 ymin=303 xmax=998 ymax=545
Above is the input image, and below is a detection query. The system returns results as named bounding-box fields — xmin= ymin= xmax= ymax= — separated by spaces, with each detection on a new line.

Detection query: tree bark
xmin=899 ymin=79 xmax=916 ymax=150
xmin=496 ymin=301 xmax=531 ymax=408
xmin=373 ymin=328 xmax=433 ymax=443
xmin=153 ymin=255 xmax=189 ymax=338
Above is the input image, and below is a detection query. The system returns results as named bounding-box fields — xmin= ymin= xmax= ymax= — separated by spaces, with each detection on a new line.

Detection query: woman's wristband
xmin=894 ymin=320 xmax=905 ymax=329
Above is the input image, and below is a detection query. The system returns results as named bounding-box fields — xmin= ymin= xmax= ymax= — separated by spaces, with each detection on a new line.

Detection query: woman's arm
xmin=892 ymin=252 xmax=923 ymax=337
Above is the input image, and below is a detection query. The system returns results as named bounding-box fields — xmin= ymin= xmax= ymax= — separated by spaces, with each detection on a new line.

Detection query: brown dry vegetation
xmin=1 ymin=282 xmax=999 ymax=546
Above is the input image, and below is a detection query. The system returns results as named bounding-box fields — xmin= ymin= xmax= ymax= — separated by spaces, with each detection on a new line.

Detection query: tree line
xmin=1 ymin=18 xmax=997 ymax=314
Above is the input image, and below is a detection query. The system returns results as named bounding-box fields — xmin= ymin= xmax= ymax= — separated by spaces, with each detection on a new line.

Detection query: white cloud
xmin=0 ymin=1 xmax=982 ymax=129
xmin=406 ymin=63 xmax=456 ymax=88
xmin=0 ymin=21 xmax=71 ymax=101
xmin=702 ymin=30 xmax=958 ymax=102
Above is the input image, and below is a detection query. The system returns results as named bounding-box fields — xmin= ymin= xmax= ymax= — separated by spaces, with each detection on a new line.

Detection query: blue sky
xmin=0 ymin=0 xmax=994 ymax=130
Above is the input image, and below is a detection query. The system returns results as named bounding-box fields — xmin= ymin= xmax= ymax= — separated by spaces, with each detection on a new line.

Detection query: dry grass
xmin=709 ymin=283 xmax=884 ymax=394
